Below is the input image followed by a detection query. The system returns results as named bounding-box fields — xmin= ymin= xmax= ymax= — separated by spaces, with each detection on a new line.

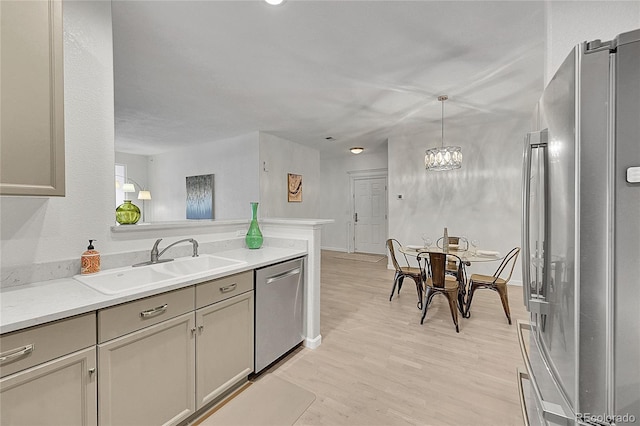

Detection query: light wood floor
xmin=261 ymin=250 xmax=528 ymax=426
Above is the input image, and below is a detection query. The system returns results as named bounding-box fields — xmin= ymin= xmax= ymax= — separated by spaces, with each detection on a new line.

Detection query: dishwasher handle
xmin=266 ymin=268 xmax=301 ymax=284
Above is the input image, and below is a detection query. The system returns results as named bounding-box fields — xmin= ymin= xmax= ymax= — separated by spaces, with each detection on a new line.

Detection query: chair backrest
xmin=428 ymin=252 xmax=447 ymax=287
xmin=420 ymin=251 xmax=460 ymax=288
xmin=386 ymin=239 xmax=409 ymax=272
xmin=492 ymin=247 xmax=521 ymax=283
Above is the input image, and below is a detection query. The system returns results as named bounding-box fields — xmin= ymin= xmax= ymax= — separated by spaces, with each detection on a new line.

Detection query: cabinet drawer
xmin=98 ymin=286 xmax=194 ymax=343
xmin=0 ymin=313 xmax=96 ymax=378
xmin=196 ymin=271 xmax=253 ymax=309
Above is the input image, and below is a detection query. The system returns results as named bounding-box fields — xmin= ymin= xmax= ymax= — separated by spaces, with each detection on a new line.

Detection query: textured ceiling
xmin=112 ymin=0 xmax=545 ymax=157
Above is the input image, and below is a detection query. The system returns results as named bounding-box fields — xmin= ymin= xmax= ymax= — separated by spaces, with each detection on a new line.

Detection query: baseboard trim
xmin=304 ymin=334 xmax=322 ymax=349
xmin=321 ymin=246 xmax=347 ymax=252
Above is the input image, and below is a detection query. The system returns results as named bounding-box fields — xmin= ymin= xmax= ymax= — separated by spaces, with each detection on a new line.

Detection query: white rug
xmin=198 ymin=375 xmax=315 ymax=426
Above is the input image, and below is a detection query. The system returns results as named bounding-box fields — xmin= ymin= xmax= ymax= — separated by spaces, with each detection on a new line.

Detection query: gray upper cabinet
xmin=0 ymin=0 xmax=65 ymax=196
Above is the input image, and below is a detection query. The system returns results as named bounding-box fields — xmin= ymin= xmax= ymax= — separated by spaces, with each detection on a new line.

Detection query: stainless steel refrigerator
xmin=520 ymin=29 xmax=640 ymax=426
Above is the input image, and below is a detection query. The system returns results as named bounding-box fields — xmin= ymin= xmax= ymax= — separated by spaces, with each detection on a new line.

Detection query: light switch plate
xmin=627 ymin=166 xmax=640 ymax=183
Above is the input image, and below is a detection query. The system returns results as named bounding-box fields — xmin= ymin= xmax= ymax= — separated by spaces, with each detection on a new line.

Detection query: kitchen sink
xmin=73 ymin=267 xmax=177 ymax=295
xmin=156 ymin=254 xmax=245 ymax=276
xmin=73 ymin=254 xmax=247 ymax=295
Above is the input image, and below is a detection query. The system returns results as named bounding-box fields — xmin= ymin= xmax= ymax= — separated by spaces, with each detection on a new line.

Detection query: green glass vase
xmin=245 ymin=202 xmax=263 ymax=249
xmin=116 ymin=200 xmax=141 ymax=225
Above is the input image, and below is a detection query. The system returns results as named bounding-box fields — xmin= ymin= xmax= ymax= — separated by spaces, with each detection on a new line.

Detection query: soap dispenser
xmin=81 ymin=240 xmax=100 ymax=275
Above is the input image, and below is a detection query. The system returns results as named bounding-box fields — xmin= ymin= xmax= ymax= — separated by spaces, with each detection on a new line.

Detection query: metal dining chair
xmin=387 ymin=239 xmax=425 ymax=310
xmin=419 ymin=251 xmax=463 ymax=333
xmin=464 ymin=247 xmax=521 ymax=324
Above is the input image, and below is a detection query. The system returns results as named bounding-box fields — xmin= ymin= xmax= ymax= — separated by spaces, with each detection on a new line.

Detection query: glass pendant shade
xmin=425 ymin=146 xmax=463 ymax=171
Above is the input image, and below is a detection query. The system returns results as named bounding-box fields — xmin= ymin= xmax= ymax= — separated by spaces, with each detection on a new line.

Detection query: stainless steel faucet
xmin=133 ymin=238 xmax=199 ymax=267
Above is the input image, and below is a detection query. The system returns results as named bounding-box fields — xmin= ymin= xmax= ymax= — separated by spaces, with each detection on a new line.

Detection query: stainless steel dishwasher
xmin=254 ymin=257 xmax=305 ymax=373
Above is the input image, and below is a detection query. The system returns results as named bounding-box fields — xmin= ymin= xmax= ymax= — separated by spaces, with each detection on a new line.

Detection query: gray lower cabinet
xmin=96 ymin=271 xmax=255 ymax=425
xmin=1 ymin=347 xmax=97 ymax=426
xmin=98 ymin=312 xmax=196 ymax=426
xmin=196 ymin=290 xmax=254 ymax=408
xmin=0 ymin=314 xmax=97 ymax=425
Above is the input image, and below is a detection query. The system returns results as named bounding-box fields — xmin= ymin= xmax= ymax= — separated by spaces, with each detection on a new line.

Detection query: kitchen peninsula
xmin=0 ymin=218 xmax=332 ymax=425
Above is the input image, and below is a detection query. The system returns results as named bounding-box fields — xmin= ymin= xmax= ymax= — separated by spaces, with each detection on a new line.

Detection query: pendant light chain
xmin=441 ymin=97 xmax=445 ymax=148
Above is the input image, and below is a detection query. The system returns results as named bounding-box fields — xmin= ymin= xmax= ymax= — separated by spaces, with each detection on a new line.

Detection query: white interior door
xmin=353 ymin=177 xmax=387 ymax=254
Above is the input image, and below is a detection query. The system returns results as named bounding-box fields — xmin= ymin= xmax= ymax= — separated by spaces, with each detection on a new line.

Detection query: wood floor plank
xmin=263 ymin=250 xmax=527 ymax=426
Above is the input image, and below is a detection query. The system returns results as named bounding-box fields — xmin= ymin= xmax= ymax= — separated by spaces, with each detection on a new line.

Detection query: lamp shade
xmin=425 ymin=146 xmax=463 ymax=171
xmin=137 ymin=190 xmax=152 ymax=200
xmin=122 ymin=183 xmax=136 ymax=193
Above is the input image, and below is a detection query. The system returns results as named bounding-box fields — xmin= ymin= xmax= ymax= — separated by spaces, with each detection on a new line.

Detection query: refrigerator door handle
xmin=522 ymin=130 xmax=548 ymax=311
xmin=522 ymin=134 xmax=533 ymax=310
xmin=517 ymin=320 xmax=571 ymax=426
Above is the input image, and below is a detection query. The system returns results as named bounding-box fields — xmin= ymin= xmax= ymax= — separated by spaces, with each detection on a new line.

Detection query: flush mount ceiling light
xmin=425 ymin=95 xmax=462 ymax=171
xmin=350 ymin=147 xmax=364 ymax=154
xmin=264 ymin=0 xmax=285 ymax=5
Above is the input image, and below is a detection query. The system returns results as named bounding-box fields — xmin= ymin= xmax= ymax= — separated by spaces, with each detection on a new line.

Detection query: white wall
xmin=1 ymin=1 xmax=116 ymax=266
xmin=258 ymin=133 xmax=320 ymax=219
xmin=148 ymin=132 xmax=260 ymax=222
xmin=319 ymin=148 xmax=388 ymax=252
xmin=545 ymin=1 xmax=640 ymax=84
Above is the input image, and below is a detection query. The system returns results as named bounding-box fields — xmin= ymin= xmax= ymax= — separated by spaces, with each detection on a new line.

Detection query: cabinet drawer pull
xmin=219 ymin=283 xmax=237 ymax=293
xmin=140 ymin=304 xmax=168 ymax=318
xmin=0 ymin=344 xmax=35 ymax=363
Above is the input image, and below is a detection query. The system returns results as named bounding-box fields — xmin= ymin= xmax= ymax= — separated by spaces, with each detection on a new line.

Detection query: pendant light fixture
xmin=425 ymin=95 xmax=462 ymax=171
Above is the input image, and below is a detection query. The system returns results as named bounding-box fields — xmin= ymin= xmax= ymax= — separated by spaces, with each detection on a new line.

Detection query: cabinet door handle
xmin=140 ymin=304 xmax=168 ymax=318
xmin=219 ymin=283 xmax=237 ymax=293
xmin=89 ymin=368 xmax=96 ymax=377
xmin=0 ymin=344 xmax=34 ymax=363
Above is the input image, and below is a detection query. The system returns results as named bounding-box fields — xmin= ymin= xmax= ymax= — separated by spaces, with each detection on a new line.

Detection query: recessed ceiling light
xmin=264 ymin=0 xmax=285 ymax=5
xmin=325 ymin=136 xmax=335 ymax=141
xmin=350 ymin=147 xmax=364 ymax=154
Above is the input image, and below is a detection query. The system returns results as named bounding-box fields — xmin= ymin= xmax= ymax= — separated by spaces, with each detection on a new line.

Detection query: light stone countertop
xmin=0 ymin=246 xmax=306 ymax=335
